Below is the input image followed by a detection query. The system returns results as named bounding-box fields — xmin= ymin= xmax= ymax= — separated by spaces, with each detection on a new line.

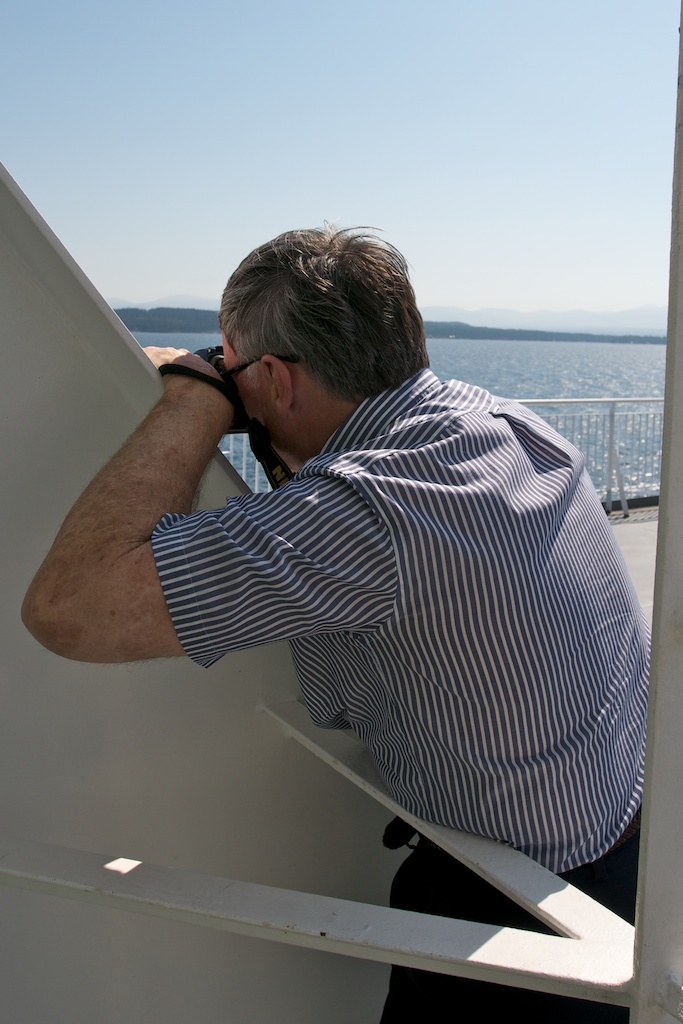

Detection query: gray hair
xmin=218 ymin=227 xmax=428 ymax=402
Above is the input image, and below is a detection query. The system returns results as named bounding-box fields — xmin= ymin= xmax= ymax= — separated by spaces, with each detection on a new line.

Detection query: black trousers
xmin=380 ymin=832 xmax=640 ymax=1023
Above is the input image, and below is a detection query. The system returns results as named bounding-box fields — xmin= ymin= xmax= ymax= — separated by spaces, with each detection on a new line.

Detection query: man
xmin=22 ymin=228 xmax=649 ymax=1021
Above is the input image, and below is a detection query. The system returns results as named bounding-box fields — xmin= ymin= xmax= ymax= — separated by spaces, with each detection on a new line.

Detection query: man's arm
xmin=21 ymin=350 xmax=235 ymax=663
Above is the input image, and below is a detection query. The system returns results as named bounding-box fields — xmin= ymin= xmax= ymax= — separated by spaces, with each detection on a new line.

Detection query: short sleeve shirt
xmin=152 ymin=370 xmax=650 ymax=872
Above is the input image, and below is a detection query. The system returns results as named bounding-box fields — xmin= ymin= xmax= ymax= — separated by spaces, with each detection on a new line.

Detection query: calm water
xmin=135 ymin=332 xmax=666 ymax=401
xmin=426 ymin=337 xmax=665 ymax=401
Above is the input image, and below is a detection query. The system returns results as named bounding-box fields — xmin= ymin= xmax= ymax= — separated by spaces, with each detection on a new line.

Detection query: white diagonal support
xmin=0 ymin=832 xmax=633 ymax=1005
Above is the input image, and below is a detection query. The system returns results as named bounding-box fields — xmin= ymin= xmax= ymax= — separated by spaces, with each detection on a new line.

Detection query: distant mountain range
xmin=419 ymin=305 xmax=667 ymax=336
xmin=108 ymin=294 xmax=219 ymax=312
xmin=114 ymin=304 xmax=667 ymax=344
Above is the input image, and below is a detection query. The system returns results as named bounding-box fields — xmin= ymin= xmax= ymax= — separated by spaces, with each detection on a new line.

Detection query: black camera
xmin=192 ymin=346 xmax=250 ymax=432
xmin=194 ymin=346 xmax=226 ymax=373
xmin=193 ymin=345 xmax=293 ymax=488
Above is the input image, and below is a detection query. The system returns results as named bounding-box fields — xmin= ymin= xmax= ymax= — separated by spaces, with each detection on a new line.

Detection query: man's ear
xmin=261 ymin=355 xmax=294 ymax=411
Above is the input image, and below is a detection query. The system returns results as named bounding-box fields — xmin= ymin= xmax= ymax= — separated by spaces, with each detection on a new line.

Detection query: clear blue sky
xmin=1 ymin=0 xmax=680 ymax=314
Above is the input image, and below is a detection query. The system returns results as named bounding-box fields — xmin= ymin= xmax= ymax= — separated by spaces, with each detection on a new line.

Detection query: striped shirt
xmin=152 ymin=369 xmax=649 ymax=872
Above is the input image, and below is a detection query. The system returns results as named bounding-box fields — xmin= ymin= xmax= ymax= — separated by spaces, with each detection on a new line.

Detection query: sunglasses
xmin=223 ymin=354 xmax=300 ymax=377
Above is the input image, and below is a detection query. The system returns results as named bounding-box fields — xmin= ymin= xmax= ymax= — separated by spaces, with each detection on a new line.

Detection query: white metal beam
xmin=0 ymin=833 xmax=633 ymax=1005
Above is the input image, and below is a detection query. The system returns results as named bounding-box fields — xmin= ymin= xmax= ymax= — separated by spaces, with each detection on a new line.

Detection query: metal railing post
xmin=608 ymin=402 xmax=630 ymax=517
xmin=606 ymin=401 xmax=616 ymax=513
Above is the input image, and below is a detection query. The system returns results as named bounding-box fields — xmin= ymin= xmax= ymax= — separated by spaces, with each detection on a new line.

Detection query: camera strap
xmin=247 ymin=419 xmax=294 ymax=490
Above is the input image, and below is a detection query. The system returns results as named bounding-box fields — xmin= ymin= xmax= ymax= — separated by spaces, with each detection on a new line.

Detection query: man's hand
xmin=143 ymin=346 xmax=223 ymax=380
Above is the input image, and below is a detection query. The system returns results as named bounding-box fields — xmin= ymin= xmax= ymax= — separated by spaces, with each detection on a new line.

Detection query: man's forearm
xmin=22 ymin=376 xmax=234 ymax=662
xmin=61 ymin=375 xmax=233 ymax=536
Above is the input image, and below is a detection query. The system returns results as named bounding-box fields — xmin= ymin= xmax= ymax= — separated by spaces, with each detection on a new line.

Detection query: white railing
xmin=220 ymin=398 xmax=665 ymax=514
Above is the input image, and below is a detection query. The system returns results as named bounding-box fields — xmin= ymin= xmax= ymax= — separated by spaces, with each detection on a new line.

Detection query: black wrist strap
xmin=158 ymin=363 xmax=249 ymax=429
xmin=159 ymin=363 xmax=237 ymax=402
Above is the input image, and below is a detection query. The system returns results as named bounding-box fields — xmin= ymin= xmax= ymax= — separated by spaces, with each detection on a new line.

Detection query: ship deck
xmin=610 ymin=507 xmax=659 ymax=623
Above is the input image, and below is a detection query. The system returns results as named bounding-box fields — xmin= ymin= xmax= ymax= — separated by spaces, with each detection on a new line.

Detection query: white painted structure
xmin=0 ymin=162 xmax=394 ymax=1023
xmin=2 ymin=9 xmax=683 ymax=1015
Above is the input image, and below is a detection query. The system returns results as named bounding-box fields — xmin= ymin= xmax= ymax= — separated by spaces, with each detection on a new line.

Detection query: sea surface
xmin=135 ymin=333 xmax=666 ymax=401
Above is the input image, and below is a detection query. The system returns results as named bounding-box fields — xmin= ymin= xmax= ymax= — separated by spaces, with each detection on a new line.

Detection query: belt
xmin=604 ymin=807 xmax=641 ymax=855
xmin=382 ymin=808 xmax=642 ymax=859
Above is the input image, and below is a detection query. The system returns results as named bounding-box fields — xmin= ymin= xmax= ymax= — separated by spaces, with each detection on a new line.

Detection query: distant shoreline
xmin=421 ymin=322 xmax=665 ymax=344
xmin=116 ymin=307 xmax=667 ymax=345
